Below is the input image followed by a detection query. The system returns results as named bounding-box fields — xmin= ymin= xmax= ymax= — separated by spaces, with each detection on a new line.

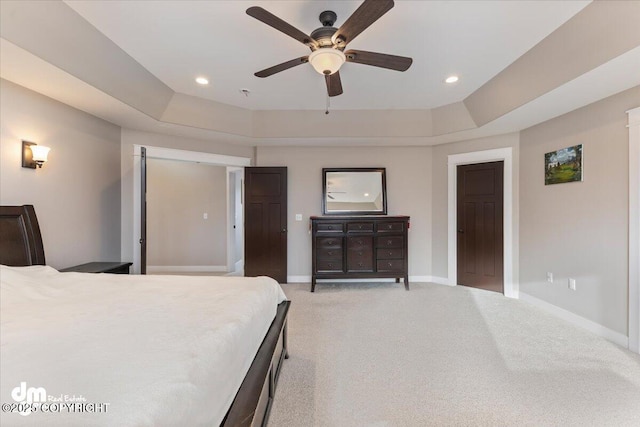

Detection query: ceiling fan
xmin=246 ymin=0 xmax=412 ymax=98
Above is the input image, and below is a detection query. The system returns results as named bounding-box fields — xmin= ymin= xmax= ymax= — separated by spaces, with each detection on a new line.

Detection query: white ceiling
xmin=1 ymin=0 xmax=638 ymax=146
xmin=64 ymin=0 xmax=590 ymax=111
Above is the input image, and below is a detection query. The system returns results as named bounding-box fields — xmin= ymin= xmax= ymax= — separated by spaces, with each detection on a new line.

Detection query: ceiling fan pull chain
xmin=326 ymin=91 xmax=330 ymax=115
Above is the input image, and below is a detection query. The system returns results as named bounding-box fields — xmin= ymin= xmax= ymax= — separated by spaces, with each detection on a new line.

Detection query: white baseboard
xmin=519 ymin=292 xmax=629 ymax=348
xmin=429 ymin=276 xmax=452 ymax=286
xmin=147 ymin=265 xmax=227 ymax=274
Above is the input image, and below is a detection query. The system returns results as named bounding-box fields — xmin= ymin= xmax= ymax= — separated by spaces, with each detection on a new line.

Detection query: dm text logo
xmin=11 ymin=382 xmax=46 ymax=416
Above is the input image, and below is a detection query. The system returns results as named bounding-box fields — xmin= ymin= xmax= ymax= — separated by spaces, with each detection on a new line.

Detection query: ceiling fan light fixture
xmin=309 ymin=48 xmax=346 ymax=75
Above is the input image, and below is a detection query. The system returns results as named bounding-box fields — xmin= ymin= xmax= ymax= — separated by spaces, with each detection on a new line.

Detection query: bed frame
xmin=0 ymin=205 xmax=289 ymax=427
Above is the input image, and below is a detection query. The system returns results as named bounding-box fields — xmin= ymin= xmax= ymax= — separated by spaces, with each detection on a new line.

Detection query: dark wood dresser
xmin=310 ymin=216 xmax=409 ymax=292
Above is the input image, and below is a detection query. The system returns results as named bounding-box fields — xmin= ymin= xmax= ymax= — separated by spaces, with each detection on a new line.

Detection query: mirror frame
xmin=322 ymin=167 xmax=387 ymax=216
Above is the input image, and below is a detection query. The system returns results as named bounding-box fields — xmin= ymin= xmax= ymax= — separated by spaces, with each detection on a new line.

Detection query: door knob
xmin=458 ymin=229 xmax=464 ymax=233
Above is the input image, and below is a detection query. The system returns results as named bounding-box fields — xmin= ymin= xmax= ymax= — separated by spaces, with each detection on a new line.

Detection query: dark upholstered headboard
xmin=0 ymin=205 xmax=46 ymax=266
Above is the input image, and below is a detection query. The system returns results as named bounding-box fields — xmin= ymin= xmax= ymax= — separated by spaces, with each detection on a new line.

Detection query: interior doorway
xmin=132 ymin=145 xmax=251 ymax=275
xmin=145 ymin=158 xmax=229 ymax=275
xmin=456 ymin=161 xmax=504 ymax=293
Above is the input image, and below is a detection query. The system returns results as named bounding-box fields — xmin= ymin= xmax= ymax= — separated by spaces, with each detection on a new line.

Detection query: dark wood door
xmin=244 ymin=167 xmax=287 ymax=283
xmin=140 ymin=146 xmax=147 ymax=275
xmin=457 ymin=161 xmax=503 ymax=293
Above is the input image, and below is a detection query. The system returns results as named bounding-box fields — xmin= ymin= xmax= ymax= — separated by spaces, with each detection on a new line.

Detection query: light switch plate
xmin=295 ymin=214 xmax=302 ymax=221
xmin=569 ymin=278 xmax=576 ymax=290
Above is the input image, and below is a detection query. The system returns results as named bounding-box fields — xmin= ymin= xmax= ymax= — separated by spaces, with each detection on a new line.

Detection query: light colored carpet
xmin=269 ymin=282 xmax=640 ymax=427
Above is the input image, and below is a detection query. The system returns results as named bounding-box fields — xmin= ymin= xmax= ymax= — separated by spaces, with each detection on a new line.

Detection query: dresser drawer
xmin=317 ymin=259 xmax=343 ymax=272
xmin=376 ymin=236 xmax=404 ymax=249
xmin=347 ymin=222 xmax=374 ymax=232
xmin=347 ymin=256 xmax=373 ymax=272
xmin=377 ymin=248 xmax=403 ymax=260
xmin=376 ymin=222 xmax=404 ymax=232
xmin=377 ymin=259 xmax=404 ymax=272
xmin=347 ymin=236 xmax=372 ymax=250
xmin=317 ymin=237 xmax=343 ymax=250
xmin=318 ymin=248 xmax=342 ymax=260
xmin=316 ymin=222 xmax=344 ymax=233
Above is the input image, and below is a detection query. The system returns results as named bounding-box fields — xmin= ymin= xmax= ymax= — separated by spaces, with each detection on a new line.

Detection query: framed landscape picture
xmin=544 ymin=144 xmax=583 ymax=185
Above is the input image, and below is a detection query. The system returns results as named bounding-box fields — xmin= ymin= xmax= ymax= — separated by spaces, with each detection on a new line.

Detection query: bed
xmin=0 ymin=205 xmax=290 ymax=426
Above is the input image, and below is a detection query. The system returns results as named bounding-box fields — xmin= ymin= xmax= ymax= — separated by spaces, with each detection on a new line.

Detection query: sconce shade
xmin=308 ymin=48 xmax=346 ymax=75
xmin=22 ymin=141 xmax=50 ymax=169
xmin=30 ymin=145 xmax=50 ymax=163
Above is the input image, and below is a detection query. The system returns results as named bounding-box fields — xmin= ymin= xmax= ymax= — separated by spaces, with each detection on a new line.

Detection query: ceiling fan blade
xmin=332 ymin=0 xmax=394 ymax=46
xmin=255 ymin=56 xmax=309 ymax=78
xmin=345 ymin=49 xmax=412 ymax=71
xmin=325 ymin=72 xmax=344 ymax=97
xmin=247 ymin=7 xmax=317 ymax=50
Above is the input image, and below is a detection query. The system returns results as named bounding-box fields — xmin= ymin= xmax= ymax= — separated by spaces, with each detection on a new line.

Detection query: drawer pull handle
xmin=388 ymin=224 xmax=393 ymax=229
xmin=328 ymin=240 xmax=333 ymax=245
xmin=358 ymin=262 xmax=363 ymax=267
xmin=328 ymin=251 xmax=333 ymax=256
xmin=387 ymin=240 xmax=392 ymax=245
xmin=388 ymin=262 xmax=393 ymax=267
xmin=328 ymin=263 xmax=333 ymax=267
xmin=358 ymin=240 xmax=362 ymax=245
xmin=389 ymin=251 xmax=393 ymax=256
xmin=358 ymin=252 xmax=363 ymax=256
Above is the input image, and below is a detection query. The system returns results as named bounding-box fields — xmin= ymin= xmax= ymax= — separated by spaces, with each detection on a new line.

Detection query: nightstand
xmin=60 ymin=262 xmax=133 ymax=274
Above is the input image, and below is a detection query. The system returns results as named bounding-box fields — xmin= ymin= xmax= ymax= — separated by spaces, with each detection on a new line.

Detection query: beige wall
xmin=430 ymin=132 xmax=521 ymax=280
xmin=0 ymin=79 xmax=121 ymax=269
xmin=146 ymin=159 xmax=227 ymax=267
xmin=120 ymin=129 xmax=254 ymax=265
xmin=519 ymin=86 xmax=639 ymax=335
xmin=256 ymin=146 xmax=433 ymax=280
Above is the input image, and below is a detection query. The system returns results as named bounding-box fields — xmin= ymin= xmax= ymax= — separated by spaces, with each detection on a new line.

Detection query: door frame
xmin=628 ymin=106 xmax=640 ymax=354
xmin=226 ymin=167 xmax=244 ymax=274
xmin=447 ymin=147 xmax=517 ymax=298
xmin=132 ymin=145 xmax=251 ymax=274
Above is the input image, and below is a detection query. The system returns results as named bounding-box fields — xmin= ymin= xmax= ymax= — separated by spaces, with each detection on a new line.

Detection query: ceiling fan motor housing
xmin=311 ymin=27 xmax=337 ymax=47
xmin=311 ymin=10 xmax=339 ymax=47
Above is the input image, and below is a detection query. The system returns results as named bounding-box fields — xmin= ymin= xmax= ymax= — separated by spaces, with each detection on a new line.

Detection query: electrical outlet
xmin=569 ymin=278 xmax=576 ymax=291
xmin=546 ymin=272 xmax=553 ymax=283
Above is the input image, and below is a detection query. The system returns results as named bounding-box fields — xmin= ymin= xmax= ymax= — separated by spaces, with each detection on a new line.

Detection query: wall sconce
xmin=22 ymin=141 xmax=50 ymax=169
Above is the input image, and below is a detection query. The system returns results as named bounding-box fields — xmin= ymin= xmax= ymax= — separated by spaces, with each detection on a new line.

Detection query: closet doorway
xmin=132 ymin=145 xmax=251 ymax=275
xmin=146 ymin=159 xmax=230 ymax=275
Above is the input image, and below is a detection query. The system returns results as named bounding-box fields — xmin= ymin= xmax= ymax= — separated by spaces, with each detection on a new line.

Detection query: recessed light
xmin=445 ymin=75 xmax=459 ymax=84
xmin=195 ymin=77 xmax=209 ymax=85
xmin=364 ymin=193 xmax=370 ymax=197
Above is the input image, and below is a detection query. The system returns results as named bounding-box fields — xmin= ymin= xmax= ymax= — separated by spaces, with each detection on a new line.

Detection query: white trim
xmin=627 ymin=106 xmax=640 ymax=354
xmin=147 ymin=265 xmax=227 ymax=273
xmin=137 ymin=146 xmax=251 ymax=167
xmin=520 ymin=292 xmax=629 ymax=348
xmin=447 ymin=147 xmax=517 ymax=298
xmin=132 ymin=144 xmax=251 ymax=275
xmin=226 ymin=167 xmax=243 ymax=273
xmin=429 ymin=276 xmax=453 ymax=286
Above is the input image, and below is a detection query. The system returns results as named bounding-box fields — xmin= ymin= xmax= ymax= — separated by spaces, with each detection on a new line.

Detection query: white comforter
xmin=0 ymin=265 xmax=286 ymax=426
